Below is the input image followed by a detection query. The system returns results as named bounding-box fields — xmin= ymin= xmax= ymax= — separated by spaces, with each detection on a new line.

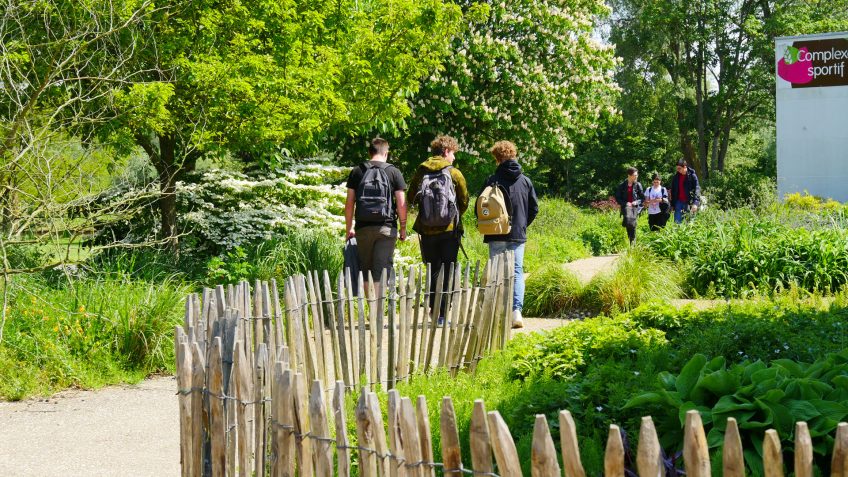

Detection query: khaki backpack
xmin=476 ymin=184 xmax=511 ymax=235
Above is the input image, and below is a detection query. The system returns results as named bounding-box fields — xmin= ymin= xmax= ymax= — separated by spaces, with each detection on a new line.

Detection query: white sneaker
xmin=511 ymin=309 xmax=524 ymax=329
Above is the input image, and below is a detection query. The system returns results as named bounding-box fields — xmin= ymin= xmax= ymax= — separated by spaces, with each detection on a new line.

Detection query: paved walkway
xmin=563 ymin=255 xmax=620 ymax=283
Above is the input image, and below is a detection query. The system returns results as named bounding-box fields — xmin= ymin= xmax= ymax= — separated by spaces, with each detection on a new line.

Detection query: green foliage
xmin=626 ymin=351 xmax=848 ymax=475
xmin=523 ymin=266 xmax=583 ymax=318
xmin=579 ymin=212 xmax=628 ymax=255
xmin=0 ymin=273 xmax=188 ymax=400
xmin=645 ymin=208 xmax=848 ymax=297
xmin=582 ymin=247 xmax=683 ymax=314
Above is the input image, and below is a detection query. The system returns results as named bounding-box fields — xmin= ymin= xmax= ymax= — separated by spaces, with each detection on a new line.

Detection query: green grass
xmin=523 ymin=265 xmax=583 ymax=317
xmin=0 ymin=272 xmax=188 ymax=400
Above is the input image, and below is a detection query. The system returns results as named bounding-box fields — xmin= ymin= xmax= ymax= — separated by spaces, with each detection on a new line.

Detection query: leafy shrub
xmin=523 ymin=265 xmax=583 ymax=317
xmin=703 ymin=167 xmax=776 ymax=211
xmin=582 ymin=247 xmax=683 ymax=314
xmin=784 ymin=191 xmax=843 ymax=211
xmin=645 ymin=208 xmax=848 ymax=297
xmin=626 ymin=351 xmax=848 ymax=476
xmin=580 ymin=212 xmax=628 ymax=255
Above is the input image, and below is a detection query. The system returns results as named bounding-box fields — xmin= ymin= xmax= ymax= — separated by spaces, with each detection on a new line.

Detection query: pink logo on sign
xmin=778 ymin=46 xmax=813 ymax=84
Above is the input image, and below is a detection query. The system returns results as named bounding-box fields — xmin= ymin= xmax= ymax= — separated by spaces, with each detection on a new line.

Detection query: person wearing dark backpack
xmin=615 ymin=167 xmax=644 ymax=244
xmin=644 ymin=173 xmax=670 ymax=231
xmin=408 ymin=135 xmax=469 ymax=321
xmin=345 ymin=138 xmax=407 ymax=292
xmin=480 ymin=141 xmax=538 ymax=329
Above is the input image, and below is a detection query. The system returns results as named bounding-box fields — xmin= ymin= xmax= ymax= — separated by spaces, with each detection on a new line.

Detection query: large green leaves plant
xmin=626 ymin=351 xmax=848 ymax=475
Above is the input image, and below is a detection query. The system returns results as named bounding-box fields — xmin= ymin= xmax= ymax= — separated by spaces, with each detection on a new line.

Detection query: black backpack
xmin=355 ymin=162 xmax=394 ymax=223
xmin=658 ymin=186 xmax=670 ymax=214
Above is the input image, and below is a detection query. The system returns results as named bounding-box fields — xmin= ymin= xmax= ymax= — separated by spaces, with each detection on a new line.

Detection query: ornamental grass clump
xmin=523 ymin=265 xmax=583 ymax=317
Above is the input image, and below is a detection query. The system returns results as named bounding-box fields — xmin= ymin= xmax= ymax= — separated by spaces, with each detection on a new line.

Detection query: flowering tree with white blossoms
xmin=401 ymin=0 xmax=619 ymax=162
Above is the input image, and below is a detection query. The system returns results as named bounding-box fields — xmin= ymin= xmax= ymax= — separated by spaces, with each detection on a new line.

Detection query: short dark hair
xmin=676 ymin=159 xmax=688 ymax=168
xmin=369 ymin=137 xmax=389 ymax=157
xmin=652 ymin=173 xmax=661 ymax=181
xmin=626 ymin=167 xmax=638 ymax=176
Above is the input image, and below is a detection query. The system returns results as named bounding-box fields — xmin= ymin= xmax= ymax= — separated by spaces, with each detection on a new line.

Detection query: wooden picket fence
xmin=174 ymin=354 xmax=848 ymax=477
xmin=178 ymin=251 xmax=515 ymax=394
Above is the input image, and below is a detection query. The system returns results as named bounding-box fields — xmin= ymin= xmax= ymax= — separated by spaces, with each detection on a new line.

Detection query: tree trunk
xmin=695 ymin=44 xmax=709 ymax=180
xmin=717 ymin=122 xmax=732 ymax=172
xmin=154 ymin=135 xmax=178 ymax=253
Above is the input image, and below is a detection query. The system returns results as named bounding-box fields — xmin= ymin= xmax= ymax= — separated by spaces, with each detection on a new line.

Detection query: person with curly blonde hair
xmin=478 ymin=140 xmax=538 ymax=329
xmin=408 ymin=134 xmax=469 ymax=322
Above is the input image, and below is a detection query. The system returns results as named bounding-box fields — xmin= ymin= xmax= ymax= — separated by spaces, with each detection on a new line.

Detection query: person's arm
xmin=345 ymin=188 xmax=356 ymax=239
xmin=691 ymin=173 xmax=702 ymax=207
xmin=527 ymin=179 xmax=539 ymax=226
xmin=395 ymin=190 xmax=407 ymax=240
xmin=453 ymin=169 xmax=469 ymax=214
xmin=635 ymin=183 xmax=645 ymax=206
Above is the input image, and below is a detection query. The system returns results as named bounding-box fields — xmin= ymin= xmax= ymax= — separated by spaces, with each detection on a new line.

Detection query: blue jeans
xmin=488 ymin=241 xmax=525 ymax=311
xmin=674 ymin=200 xmax=688 ymax=224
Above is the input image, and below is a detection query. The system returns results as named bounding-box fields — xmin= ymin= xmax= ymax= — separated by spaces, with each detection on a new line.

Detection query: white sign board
xmin=776 ymin=32 xmax=848 ymax=202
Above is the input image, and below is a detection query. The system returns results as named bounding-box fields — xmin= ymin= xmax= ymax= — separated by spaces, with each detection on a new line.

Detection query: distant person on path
xmin=669 ymin=160 xmax=701 ymax=224
xmin=644 ymin=173 xmax=670 ymax=231
xmin=615 ymin=167 xmax=644 ymax=245
xmin=345 ymin=137 xmax=407 ymax=291
xmin=478 ymin=140 xmax=538 ymax=329
xmin=408 ymin=134 xmax=469 ymax=321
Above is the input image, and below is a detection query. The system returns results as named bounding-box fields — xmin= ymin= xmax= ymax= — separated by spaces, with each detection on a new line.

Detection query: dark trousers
xmin=420 ymin=232 xmax=460 ymax=317
xmin=648 ymin=213 xmax=668 ymax=231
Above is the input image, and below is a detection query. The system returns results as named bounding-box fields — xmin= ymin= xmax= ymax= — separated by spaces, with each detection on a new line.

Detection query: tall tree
xmin=609 ymin=0 xmax=848 ymax=179
xmin=105 ymin=0 xmax=461 ymax=250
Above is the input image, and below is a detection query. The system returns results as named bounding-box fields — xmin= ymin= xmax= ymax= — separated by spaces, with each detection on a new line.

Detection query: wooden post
xmin=333 ymin=382 xmax=351 ymax=477
xmin=271 ymin=279 xmax=285 ymax=362
xmin=723 ymin=418 xmax=744 ymax=477
xmin=345 ymin=268 xmax=359 ymax=388
xmin=559 ymin=410 xmax=585 ymax=477
xmin=283 ymin=279 xmax=302 ymax=373
xmin=684 ymin=410 xmax=710 ymax=477
xmin=388 ymin=269 xmax=401 ymax=390
xmin=637 ymin=416 xmax=662 ymax=477
xmin=387 ymin=390 xmax=407 ymax=477
xmin=531 ymin=414 xmax=560 ymax=477
xmin=323 ymin=271 xmax=343 ymax=385
xmin=440 ymin=397 xmax=462 ymax=476
xmin=424 ymin=264 xmax=445 ymax=371
xmin=356 ymin=391 xmax=378 ymax=477
xmin=417 ymin=396 xmax=435 ymax=477
xmin=209 ymin=337 xmax=226 ymax=477
xmin=487 ymin=410 xmax=522 ymax=477
xmin=233 ymin=341 xmax=251 ymax=477
xmin=336 ymin=273 xmax=351 ymax=386
xmin=190 ymin=343 xmax=206 ymax=477
xmin=764 ymin=429 xmax=783 ymax=477
xmin=305 ymin=272 xmax=328 ymax=386
xmin=470 ymin=400 xmax=493 ymax=474
xmin=367 ymin=271 xmax=378 ymax=389
xmin=605 ymin=425 xmax=624 ymax=477
xmin=177 ymin=341 xmax=193 ymax=477
xmin=438 ymin=263 xmax=458 ymax=367
xmin=357 ymin=271 xmax=367 ymax=386
xmin=795 ymin=422 xmax=813 ymax=477
xmin=399 ymin=397 xmax=423 ymax=477
xmin=833 ymin=422 xmax=848 ymax=477
xmin=296 ymin=276 xmax=319 ymax=385
xmin=368 ymin=392 xmax=391 ymax=477
xmin=293 ymin=373 xmax=314 ymax=477
xmin=309 ymin=380 xmax=333 ymax=477
xmin=376 ymin=269 xmax=388 ymax=387
xmin=411 ymin=265 xmax=424 ymax=375
xmin=254 ymin=343 xmax=269 ymax=477
xmin=273 ymin=366 xmax=296 ymax=477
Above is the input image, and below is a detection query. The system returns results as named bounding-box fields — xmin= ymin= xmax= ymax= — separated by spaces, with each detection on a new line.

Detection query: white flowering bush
xmin=88 ymin=157 xmax=348 ymax=254
xmin=178 ymin=161 xmax=347 ymax=251
xmin=406 ymin=0 xmax=620 ymax=159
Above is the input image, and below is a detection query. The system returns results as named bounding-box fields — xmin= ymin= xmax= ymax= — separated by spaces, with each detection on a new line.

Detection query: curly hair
xmin=430 ymin=135 xmax=460 ymax=156
xmin=490 ymin=140 xmax=517 ymax=163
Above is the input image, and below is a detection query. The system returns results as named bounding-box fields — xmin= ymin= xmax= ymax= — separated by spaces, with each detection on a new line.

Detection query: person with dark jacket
xmin=480 ymin=141 xmax=538 ymax=329
xmin=408 ymin=135 xmax=469 ymax=321
xmin=668 ymin=159 xmax=701 ymax=224
xmin=615 ymin=167 xmax=645 ymax=245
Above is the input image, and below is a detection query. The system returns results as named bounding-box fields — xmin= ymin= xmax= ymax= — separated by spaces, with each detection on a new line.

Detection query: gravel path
xmin=563 ymin=254 xmax=620 ymax=283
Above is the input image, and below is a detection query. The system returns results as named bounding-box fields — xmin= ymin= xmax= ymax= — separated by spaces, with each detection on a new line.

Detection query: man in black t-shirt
xmin=344 ymin=138 xmax=407 ymax=290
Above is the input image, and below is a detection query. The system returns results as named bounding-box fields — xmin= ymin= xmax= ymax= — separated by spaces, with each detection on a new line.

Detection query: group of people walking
xmin=615 ymin=160 xmax=702 ymax=244
xmin=345 ymin=135 xmax=538 ymax=329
